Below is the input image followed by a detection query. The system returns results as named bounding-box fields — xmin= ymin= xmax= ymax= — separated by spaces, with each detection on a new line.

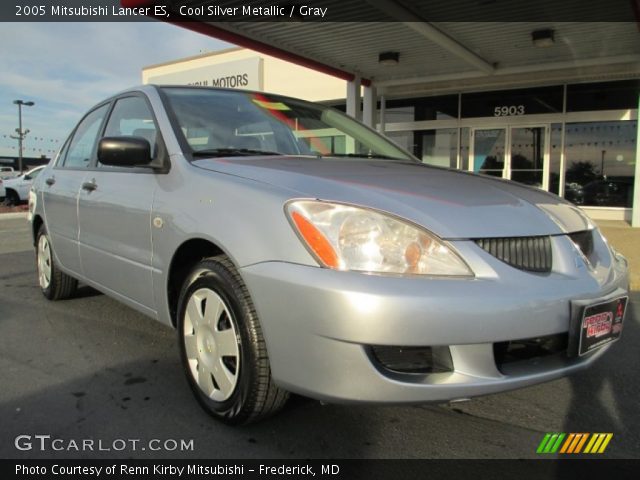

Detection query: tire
xmin=4 ymin=190 xmax=19 ymax=206
xmin=36 ymin=225 xmax=78 ymax=300
xmin=177 ymin=255 xmax=289 ymax=424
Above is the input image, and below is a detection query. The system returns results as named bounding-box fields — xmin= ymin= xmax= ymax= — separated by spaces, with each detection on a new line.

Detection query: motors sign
xmin=146 ymin=57 xmax=263 ymax=90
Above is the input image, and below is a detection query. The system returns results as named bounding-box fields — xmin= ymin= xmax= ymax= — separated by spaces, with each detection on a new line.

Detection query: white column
xmin=346 ymin=75 xmax=361 ymax=121
xmin=362 ymin=84 xmax=376 ymax=127
xmin=378 ymin=95 xmax=386 ymax=134
xmin=632 ymin=93 xmax=640 ymax=227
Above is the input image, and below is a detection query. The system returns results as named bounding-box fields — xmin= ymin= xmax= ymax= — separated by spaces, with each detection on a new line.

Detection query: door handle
xmin=82 ymin=181 xmax=97 ymax=192
xmin=45 ymin=177 xmax=55 ymax=186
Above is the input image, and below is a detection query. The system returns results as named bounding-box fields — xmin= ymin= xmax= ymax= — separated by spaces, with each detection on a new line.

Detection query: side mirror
xmin=98 ymin=136 xmax=152 ymax=167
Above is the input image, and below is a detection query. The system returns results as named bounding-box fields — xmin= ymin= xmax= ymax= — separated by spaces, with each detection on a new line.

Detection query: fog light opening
xmin=370 ymin=345 xmax=453 ymax=374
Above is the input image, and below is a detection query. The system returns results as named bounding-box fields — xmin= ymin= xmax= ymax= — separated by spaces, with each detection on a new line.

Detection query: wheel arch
xmin=31 ymin=214 xmax=44 ymax=246
xmin=167 ymin=237 xmax=231 ymax=327
xmin=4 ymin=188 xmax=18 ymax=202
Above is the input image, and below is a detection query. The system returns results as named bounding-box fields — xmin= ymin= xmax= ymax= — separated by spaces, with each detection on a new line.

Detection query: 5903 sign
xmin=494 ymin=105 xmax=525 ymax=117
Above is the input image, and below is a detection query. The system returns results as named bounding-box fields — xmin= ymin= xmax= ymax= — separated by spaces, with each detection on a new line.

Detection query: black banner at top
xmin=3 ymin=0 xmax=640 ymax=22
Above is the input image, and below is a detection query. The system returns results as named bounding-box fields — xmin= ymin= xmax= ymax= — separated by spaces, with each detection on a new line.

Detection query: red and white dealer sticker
xmin=578 ymin=296 xmax=628 ymax=356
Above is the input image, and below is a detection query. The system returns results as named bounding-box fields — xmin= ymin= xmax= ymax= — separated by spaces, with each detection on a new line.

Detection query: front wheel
xmin=36 ymin=225 xmax=77 ymax=300
xmin=4 ymin=190 xmax=19 ymax=206
xmin=177 ymin=256 xmax=288 ymax=424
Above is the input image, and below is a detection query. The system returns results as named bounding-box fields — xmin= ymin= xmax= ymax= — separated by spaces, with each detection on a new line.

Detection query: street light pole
xmin=11 ymin=100 xmax=35 ymax=172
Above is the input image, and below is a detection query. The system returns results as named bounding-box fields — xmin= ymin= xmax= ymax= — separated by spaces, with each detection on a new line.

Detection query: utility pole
xmin=10 ymin=100 xmax=35 ymax=172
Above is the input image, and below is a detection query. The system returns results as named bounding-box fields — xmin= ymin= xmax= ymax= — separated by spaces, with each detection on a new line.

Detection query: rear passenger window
xmin=63 ymin=104 xmax=109 ymax=168
xmin=102 ymin=96 xmax=158 ymax=166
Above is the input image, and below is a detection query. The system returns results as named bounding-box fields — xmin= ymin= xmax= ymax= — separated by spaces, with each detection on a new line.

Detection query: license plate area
xmin=570 ymin=296 xmax=627 ymax=357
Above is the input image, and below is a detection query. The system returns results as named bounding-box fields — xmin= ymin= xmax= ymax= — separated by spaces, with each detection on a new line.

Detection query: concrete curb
xmin=0 ymin=212 xmax=28 ymax=220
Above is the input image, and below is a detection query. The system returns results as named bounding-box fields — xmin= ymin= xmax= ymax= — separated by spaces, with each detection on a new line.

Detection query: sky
xmin=0 ymin=22 xmax=231 ymax=158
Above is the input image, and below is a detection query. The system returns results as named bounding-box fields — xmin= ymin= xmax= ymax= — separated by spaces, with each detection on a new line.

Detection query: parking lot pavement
xmin=0 ymin=215 xmax=31 ymax=255
xmin=597 ymin=220 xmax=640 ymax=291
xmin=1 ymin=218 xmax=638 ymax=459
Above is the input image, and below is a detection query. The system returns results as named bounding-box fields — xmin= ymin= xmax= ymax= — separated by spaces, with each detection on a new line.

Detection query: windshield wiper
xmin=317 ymin=153 xmax=405 ymax=160
xmin=192 ymin=148 xmax=285 ymax=157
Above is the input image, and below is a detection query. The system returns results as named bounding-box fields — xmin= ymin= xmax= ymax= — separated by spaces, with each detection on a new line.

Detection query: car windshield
xmin=161 ymin=87 xmax=416 ymax=162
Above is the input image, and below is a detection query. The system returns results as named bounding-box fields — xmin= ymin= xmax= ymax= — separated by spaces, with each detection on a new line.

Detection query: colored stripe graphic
xmin=536 ymin=433 xmax=552 ymax=454
xmin=538 ymin=433 xmax=613 ymax=454
xmin=559 ymin=433 xmax=575 ymax=453
xmin=573 ymin=434 xmax=589 ymax=453
xmin=537 ymin=433 xmax=565 ymax=454
xmin=550 ymin=433 xmax=565 ymax=453
xmin=597 ymin=434 xmax=614 ymax=453
xmin=584 ymin=433 xmax=614 ymax=454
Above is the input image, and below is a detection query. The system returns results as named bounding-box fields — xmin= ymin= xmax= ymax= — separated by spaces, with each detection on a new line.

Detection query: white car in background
xmin=3 ymin=165 xmax=45 ymax=206
xmin=0 ymin=167 xmax=16 ymax=199
xmin=0 ymin=166 xmax=17 ymax=180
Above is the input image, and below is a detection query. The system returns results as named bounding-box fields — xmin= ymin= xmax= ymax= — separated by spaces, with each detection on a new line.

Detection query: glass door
xmin=470 ymin=125 xmax=550 ymax=189
xmin=470 ymin=128 xmax=506 ymax=178
xmin=508 ymin=126 xmax=549 ymax=189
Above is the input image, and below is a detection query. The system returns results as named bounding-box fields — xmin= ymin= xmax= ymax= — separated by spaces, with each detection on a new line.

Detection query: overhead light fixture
xmin=531 ymin=29 xmax=555 ymax=48
xmin=378 ymin=51 xmax=400 ymax=66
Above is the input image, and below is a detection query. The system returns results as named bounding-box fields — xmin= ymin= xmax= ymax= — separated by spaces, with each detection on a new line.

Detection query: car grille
xmin=475 ymin=236 xmax=552 ymax=273
xmin=568 ymin=230 xmax=594 ymax=258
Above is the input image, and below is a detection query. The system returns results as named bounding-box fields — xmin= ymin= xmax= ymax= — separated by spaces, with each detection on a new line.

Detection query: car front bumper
xmin=240 ymin=237 xmax=629 ymax=404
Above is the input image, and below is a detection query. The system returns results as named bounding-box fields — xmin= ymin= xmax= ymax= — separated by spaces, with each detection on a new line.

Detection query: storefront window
xmin=460 ymin=127 xmax=470 ymax=171
xmin=564 ymin=121 xmax=636 ymax=208
xmin=417 ymin=129 xmax=458 ymax=168
xmin=549 ymin=123 xmax=563 ymax=195
xmin=386 ymin=131 xmax=415 ymax=155
xmin=566 ymin=80 xmax=640 ymax=112
xmin=510 ymin=126 xmax=545 ymax=187
xmin=386 ymin=129 xmax=458 ymax=168
xmin=382 ymin=95 xmax=458 ymax=123
xmin=472 ymin=128 xmax=505 ymax=177
xmin=384 ymin=106 xmax=414 ymax=123
xmin=461 ymin=86 xmax=563 ymax=118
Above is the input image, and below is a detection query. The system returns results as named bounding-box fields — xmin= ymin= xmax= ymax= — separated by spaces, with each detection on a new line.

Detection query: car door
xmin=42 ymin=103 xmax=110 ymax=276
xmin=77 ymin=94 xmax=159 ymax=312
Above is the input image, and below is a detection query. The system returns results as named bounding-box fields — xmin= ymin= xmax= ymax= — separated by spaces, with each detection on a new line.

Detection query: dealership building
xmin=142 ymin=12 xmax=639 ymax=226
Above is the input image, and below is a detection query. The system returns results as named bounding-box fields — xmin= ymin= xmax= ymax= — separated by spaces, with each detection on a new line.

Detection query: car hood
xmin=193 ymin=156 xmax=592 ymax=239
xmin=2 ymin=176 xmax=22 ymax=186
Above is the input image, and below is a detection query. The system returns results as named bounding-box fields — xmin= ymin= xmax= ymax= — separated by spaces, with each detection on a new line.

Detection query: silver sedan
xmin=29 ymin=85 xmax=630 ymax=424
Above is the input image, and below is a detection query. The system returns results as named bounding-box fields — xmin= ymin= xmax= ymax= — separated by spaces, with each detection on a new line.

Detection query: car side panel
xmin=78 ymin=170 xmax=157 ymax=311
xmin=41 ymin=168 xmax=87 ymax=276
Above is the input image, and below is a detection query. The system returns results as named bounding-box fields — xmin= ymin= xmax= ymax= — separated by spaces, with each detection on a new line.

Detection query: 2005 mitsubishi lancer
xmin=29 ymin=86 xmax=629 ymax=424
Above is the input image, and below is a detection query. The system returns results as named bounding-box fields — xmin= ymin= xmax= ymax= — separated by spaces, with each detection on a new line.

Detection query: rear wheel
xmin=36 ymin=225 xmax=77 ymax=300
xmin=177 ymin=256 xmax=288 ymax=424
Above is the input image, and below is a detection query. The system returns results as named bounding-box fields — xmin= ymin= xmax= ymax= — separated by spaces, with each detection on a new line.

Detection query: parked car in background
xmin=29 ymin=86 xmax=630 ymax=424
xmin=0 ymin=166 xmax=17 ymax=180
xmin=3 ymin=165 xmax=45 ymax=206
xmin=582 ymin=178 xmax=634 ymax=208
xmin=0 ymin=178 xmax=5 ymax=201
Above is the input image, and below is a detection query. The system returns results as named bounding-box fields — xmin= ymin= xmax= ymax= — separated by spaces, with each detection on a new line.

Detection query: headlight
xmin=286 ymin=200 xmax=473 ymax=277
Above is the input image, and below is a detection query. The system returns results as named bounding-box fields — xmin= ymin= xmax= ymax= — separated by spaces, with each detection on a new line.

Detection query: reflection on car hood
xmin=193 ymin=156 xmax=592 ymax=239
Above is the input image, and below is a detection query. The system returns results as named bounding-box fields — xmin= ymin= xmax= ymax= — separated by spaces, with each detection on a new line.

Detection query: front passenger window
xmin=63 ymin=104 xmax=109 ymax=168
